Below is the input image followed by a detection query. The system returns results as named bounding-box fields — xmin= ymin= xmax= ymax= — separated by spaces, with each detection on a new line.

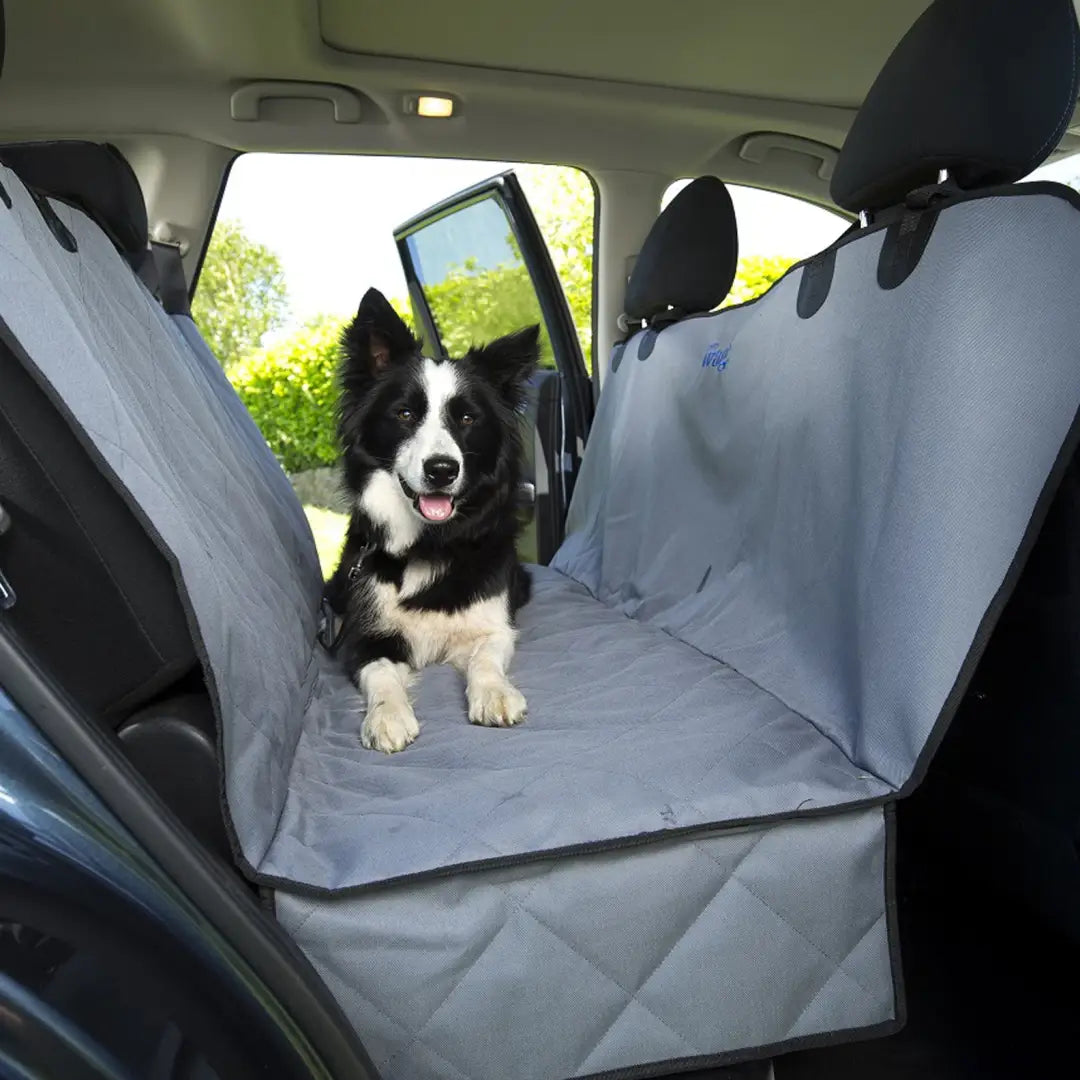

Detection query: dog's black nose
xmin=423 ymin=456 xmax=460 ymax=487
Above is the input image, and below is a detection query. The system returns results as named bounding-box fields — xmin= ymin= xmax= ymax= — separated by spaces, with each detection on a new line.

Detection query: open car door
xmin=394 ymin=171 xmax=592 ymax=564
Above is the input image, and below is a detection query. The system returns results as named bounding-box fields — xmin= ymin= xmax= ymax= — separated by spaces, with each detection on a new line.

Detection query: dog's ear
xmin=341 ymin=287 xmax=418 ymax=378
xmin=467 ymin=325 xmax=541 ymax=407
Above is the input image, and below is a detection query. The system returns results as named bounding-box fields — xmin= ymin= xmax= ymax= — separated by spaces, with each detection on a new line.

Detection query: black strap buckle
xmin=319 ymin=543 xmax=374 ymax=653
xmin=317 ymin=597 xmax=344 ymax=653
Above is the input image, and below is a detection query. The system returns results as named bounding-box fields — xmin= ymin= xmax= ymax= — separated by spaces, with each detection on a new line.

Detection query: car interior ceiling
xmin=2 ymin=2 xmax=1080 ymax=1079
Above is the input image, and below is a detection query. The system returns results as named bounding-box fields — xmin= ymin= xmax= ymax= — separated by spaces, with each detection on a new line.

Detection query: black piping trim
xmin=188 ymin=151 xmax=240 ymax=300
xmin=248 ymin=791 xmax=896 ymax=899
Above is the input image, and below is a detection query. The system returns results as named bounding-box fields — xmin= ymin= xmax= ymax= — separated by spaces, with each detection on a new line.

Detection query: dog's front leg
xmin=464 ymin=629 xmax=527 ymax=729
xmin=359 ymin=657 xmax=419 ymax=753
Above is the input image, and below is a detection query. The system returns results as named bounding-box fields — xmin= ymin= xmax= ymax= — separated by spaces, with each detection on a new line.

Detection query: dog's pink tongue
xmin=418 ymin=494 xmax=453 ymax=522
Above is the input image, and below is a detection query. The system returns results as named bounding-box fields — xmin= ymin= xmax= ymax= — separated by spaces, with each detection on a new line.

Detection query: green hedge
xmin=228 ymin=316 xmax=346 ymax=473
xmin=230 ymin=257 xmax=795 ymax=475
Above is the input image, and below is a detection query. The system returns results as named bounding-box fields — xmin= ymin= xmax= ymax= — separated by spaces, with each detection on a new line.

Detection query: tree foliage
xmin=517 ymin=165 xmax=594 ymax=362
xmin=227 ymin=315 xmax=343 ymax=473
xmin=192 ymin=219 xmax=289 ymax=368
xmin=723 ymin=255 xmax=797 ymax=308
xmin=420 ymin=262 xmax=555 ymax=368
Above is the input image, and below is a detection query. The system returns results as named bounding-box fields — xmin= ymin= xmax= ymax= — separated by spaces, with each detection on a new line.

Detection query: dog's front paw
xmin=468 ymin=679 xmax=527 ymax=728
xmin=361 ymin=702 xmax=420 ymax=753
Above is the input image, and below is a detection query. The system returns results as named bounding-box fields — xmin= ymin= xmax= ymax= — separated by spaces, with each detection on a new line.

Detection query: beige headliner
xmin=2 ymin=1 xmax=1077 ymax=194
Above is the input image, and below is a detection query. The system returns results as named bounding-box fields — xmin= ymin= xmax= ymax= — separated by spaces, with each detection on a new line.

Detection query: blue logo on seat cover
xmin=702 ymin=343 xmax=730 ymax=370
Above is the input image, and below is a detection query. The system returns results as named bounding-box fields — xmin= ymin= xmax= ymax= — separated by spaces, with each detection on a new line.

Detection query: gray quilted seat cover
xmin=4 ymin=158 xmax=1080 ymax=1080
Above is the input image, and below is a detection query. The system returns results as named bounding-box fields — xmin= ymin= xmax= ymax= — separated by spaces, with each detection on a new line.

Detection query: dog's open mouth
xmin=399 ymin=478 xmax=455 ymax=523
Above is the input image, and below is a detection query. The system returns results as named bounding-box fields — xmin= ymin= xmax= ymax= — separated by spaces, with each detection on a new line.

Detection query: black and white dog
xmin=325 ymin=288 xmax=538 ymax=753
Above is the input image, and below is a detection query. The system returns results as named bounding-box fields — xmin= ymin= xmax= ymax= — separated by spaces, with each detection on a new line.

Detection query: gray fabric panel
xmin=171 ymin=313 xmax=319 ymax=587
xmin=556 ymin=194 xmax=1080 ymax=789
xmin=0 ymin=172 xmax=324 ymax=867
xmin=275 ymin=806 xmax=893 ymax=1080
xmin=263 ymin=565 xmax=886 ymax=888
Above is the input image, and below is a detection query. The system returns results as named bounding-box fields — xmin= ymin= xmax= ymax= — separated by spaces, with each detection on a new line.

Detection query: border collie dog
xmin=326 ymin=288 xmax=538 ymax=753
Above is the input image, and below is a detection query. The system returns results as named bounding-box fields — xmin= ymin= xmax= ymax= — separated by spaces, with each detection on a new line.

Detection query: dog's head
xmin=339 ymin=287 xmax=539 ymax=546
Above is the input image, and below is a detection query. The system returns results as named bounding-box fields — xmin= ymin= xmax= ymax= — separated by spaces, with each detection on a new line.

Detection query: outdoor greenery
xmin=190 ymin=219 xmax=289 ymax=368
xmin=226 ymin=314 xmax=345 ymax=473
xmin=198 ymin=168 xmax=798 ymax=477
xmin=723 ymin=255 xmax=797 ymax=307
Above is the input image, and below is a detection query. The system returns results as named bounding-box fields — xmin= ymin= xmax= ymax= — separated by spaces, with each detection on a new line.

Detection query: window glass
xmin=403 ymin=192 xmax=554 ymax=367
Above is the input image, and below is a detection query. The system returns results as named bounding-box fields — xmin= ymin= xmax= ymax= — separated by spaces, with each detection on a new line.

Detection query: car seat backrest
xmin=554 ymin=0 xmax=1080 ymax=796
xmin=0 ymin=140 xmax=319 ymax=747
xmin=0 ymin=142 xmax=197 ymax=721
xmin=0 ymin=149 xmax=323 ymax=861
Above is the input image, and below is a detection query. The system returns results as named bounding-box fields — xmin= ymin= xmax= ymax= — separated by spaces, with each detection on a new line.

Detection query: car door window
xmin=401 ymin=194 xmax=554 ymax=367
xmin=395 ymin=173 xmax=592 ymax=565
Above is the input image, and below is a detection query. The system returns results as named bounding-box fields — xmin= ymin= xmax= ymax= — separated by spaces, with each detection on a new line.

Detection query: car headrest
xmin=0 ymin=141 xmax=149 ymax=266
xmin=831 ymin=0 xmax=1080 ymax=212
xmin=624 ymin=176 xmax=738 ymax=324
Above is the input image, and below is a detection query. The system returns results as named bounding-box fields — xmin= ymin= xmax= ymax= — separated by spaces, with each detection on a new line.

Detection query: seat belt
xmin=150 ymin=240 xmax=191 ymax=317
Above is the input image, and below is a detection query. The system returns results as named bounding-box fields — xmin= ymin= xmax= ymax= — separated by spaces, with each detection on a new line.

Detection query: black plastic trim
xmin=188 ymin=151 xmax=240 ymax=300
xmin=393 ymin=169 xmax=593 ymax=527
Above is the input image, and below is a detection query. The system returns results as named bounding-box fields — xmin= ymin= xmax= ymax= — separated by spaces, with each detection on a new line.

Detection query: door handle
xmin=230 ymin=81 xmax=363 ymax=123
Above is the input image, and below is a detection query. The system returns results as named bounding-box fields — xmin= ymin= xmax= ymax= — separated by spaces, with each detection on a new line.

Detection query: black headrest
xmin=831 ymin=0 xmax=1080 ymax=212
xmin=0 ymin=141 xmax=149 ymax=265
xmin=625 ymin=176 xmax=738 ymax=323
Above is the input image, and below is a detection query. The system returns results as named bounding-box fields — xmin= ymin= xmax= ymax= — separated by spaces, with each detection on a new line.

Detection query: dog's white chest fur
xmin=369 ymin=563 xmax=515 ymax=670
xmin=357 ymin=562 xmax=525 ymax=753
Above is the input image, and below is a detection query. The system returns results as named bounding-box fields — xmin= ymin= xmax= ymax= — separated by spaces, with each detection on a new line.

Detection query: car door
xmin=394 ymin=171 xmax=592 ymax=564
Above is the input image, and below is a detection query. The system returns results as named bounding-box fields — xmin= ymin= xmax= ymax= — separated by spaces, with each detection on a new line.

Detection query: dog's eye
xmin=396 ymin=408 xmax=414 ymax=422
xmin=460 ymin=413 xmax=476 ymax=427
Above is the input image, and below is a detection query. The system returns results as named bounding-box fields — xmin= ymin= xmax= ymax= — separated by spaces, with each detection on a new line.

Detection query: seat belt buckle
xmin=317 ymin=597 xmax=343 ymax=654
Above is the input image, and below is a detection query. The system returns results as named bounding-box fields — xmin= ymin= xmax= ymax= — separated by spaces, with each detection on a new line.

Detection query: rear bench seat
xmin=2 ymin=1 xmax=1080 ymax=1077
